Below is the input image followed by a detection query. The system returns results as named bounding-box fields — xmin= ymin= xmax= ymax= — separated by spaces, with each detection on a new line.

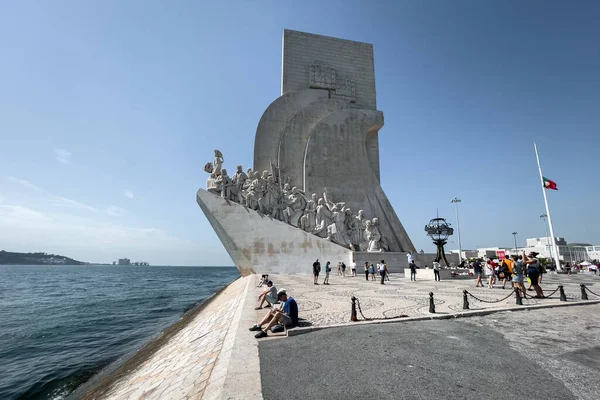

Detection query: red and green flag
xmin=543 ymin=177 xmax=558 ymax=190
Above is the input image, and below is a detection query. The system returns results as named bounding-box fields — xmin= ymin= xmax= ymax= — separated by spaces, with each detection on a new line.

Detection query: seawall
xmin=81 ymin=275 xmax=258 ymax=399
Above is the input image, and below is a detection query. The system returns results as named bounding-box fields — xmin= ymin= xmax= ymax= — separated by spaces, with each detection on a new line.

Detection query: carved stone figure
xmin=299 ymin=193 xmax=317 ymax=232
xmin=364 ymin=219 xmax=383 ymax=252
xmin=245 ymin=183 xmax=260 ymax=210
xmin=283 ymin=187 xmax=307 ymax=227
xmin=345 ymin=208 xmax=360 ymax=248
xmin=260 ymin=175 xmax=280 ymax=215
xmin=213 ymin=150 xmax=224 ymax=176
xmin=372 ymin=217 xmax=389 ymax=252
xmin=215 ymin=168 xmax=233 ymax=200
xmin=231 ymin=165 xmax=248 ymax=203
xmin=327 ymin=205 xmax=351 ymax=248
xmin=314 ymin=198 xmax=332 ymax=237
xmin=207 ymin=173 xmax=218 ymax=193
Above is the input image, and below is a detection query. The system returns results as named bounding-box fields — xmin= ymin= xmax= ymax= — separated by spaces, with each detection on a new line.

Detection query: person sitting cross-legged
xmin=249 ymin=289 xmax=298 ymax=338
xmin=255 ymin=280 xmax=278 ymax=310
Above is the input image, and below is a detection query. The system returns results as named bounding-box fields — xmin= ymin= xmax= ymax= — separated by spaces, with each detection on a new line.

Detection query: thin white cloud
xmin=124 ymin=190 xmax=134 ymax=199
xmin=54 ymin=148 xmax=71 ymax=164
xmin=3 ymin=176 xmax=45 ymax=193
xmin=50 ymin=196 xmax=98 ymax=212
xmin=104 ymin=205 xmax=128 ymax=217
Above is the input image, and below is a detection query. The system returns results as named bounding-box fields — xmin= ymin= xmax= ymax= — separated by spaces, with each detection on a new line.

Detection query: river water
xmin=0 ymin=265 xmax=239 ymax=400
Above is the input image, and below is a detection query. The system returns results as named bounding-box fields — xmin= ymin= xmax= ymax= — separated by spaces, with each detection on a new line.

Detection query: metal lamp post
xmin=451 ymin=198 xmax=462 ymax=265
xmin=512 ymin=232 xmax=518 ymax=254
xmin=425 ymin=218 xmax=454 ymax=267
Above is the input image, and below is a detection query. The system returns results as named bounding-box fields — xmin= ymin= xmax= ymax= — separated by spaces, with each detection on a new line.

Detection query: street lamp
xmin=540 ymin=213 xmax=553 ymax=260
xmin=512 ymin=232 xmax=518 ymax=254
xmin=451 ymin=198 xmax=462 ymax=265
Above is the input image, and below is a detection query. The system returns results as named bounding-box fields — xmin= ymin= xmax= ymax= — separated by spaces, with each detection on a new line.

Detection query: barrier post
xmin=515 ymin=287 xmax=523 ymax=305
xmin=559 ymin=285 xmax=567 ymax=302
xmin=462 ymin=290 xmax=469 ymax=310
xmin=581 ymin=284 xmax=589 ymax=301
xmin=351 ymin=296 xmax=358 ymax=321
xmin=429 ymin=292 xmax=436 ymax=314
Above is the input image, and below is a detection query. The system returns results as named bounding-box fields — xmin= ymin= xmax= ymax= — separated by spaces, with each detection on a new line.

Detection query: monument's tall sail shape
xmin=198 ymin=30 xmax=415 ymax=275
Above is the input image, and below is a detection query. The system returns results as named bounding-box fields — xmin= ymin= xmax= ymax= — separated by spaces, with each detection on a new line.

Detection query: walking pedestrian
xmin=341 ymin=262 xmax=347 ymax=277
xmin=364 ymin=262 xmax=369 ymax=281
xmin=351 ymin=263 xmax=357 ymax=277
xmin=409 ymin=260 xmax=418 ymax=281
xmin=512 ymin=255 xmax=527 ymax=297
xmin=473 ymin=259 xmax=484 ymax=287
xmin=312 ymin=259 xmax=321 ymax=285
xmin=382 ymin=260 xmax=390 ymax=281
xmin=433 ymin=260 xmax=441 ymax=281
xmin=500 ymin=256 xmax=514 ymax=289
xmin=378 ymin=262 xmax=386 ymax=285
xmin=337 ymin=262 xmax=342 ymax=276
xmin=523 ymin=251 xmax=544 ymax=298
xmin=486 ymin=260 xmax=494 ymax=288
xmin=323 ymin=261 xmax=331 ymax=285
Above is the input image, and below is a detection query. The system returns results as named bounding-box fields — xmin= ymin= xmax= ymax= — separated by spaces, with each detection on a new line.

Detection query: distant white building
xmin=118 ymin=258 xmax=131 ymax=265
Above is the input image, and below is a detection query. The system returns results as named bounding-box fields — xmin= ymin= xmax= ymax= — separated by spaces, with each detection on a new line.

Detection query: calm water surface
xmin=0 ymin=265 xmax=239 ymax=400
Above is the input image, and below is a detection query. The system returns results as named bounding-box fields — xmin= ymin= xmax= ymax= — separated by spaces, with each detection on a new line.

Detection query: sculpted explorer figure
xmin=364 ymin=220 xmax=383 ymax=252
xmin=212 ymin=150 xmax=224 ymax=176
xmin=231 ymin=165 xmax=248 ymax=203
xmin=283 ymin=187 xmax=307 ymax=227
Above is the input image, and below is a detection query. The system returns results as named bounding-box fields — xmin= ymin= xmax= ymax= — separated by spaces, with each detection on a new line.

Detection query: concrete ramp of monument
xmin=197 ymin=189 xmax=352 ymax=276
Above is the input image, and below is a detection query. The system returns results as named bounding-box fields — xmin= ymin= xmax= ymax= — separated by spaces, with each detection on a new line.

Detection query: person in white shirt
xmin=433 ymin=261 xmax=441 ymax=281
xmin=255 ymin=280 xmax=278 ymax=309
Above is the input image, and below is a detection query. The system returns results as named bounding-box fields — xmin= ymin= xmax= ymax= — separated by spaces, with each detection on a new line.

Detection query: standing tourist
xmin=364 ymin=262 xmax=370 ymax=281
xmin=337 ymin=262 xmax=342 ymax=276
xmin=341 ymin=262 xmax=347 ymax=277
xmin=409 ymin=260 xmax=418 ymax=281
xmin=565 ymin=262 xmax=572 ymax=276
xmin=523 ymin=252 xmax=544 ymax=298
xmin=351 ymin=262 xmax=357 ymax=277
xmin=486 ymin=260 xmax=495 ymax=288
xmin=312 ymin=259 xmax=321 ymax=285
xmin=382 ymin=260 xmax=390 ymax=281
xmin=473 ymin=259 xmax=484 ymax=287
xmin=433 ymin=261 xmax=441 ymax=281
xmin=369 ymin=263 xmax=376 ymax=281
xmin=512 ymin=255 xmax=527 ymax=297
xmin=323 ymin=261 xmax=331 ymax=285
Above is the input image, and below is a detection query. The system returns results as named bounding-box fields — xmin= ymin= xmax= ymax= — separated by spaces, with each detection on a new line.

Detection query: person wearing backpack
xmin=312 ymin=259 xmax=321 ymax=285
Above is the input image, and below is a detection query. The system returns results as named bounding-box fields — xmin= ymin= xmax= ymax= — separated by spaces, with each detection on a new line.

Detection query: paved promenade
xmin=264 ymin=272 xmax=599 ymax=327
xmin=88 ymin=271 xmax=599 ymax=400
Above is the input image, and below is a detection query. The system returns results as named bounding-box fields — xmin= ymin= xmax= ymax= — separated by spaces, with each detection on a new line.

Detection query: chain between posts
xmin=465 ymin=290 xmax=514 ymax=304
xmin=582 ymin=284 xmax=600 ymax=298
xmin=352 ymin=297 xmax=409 ymax=322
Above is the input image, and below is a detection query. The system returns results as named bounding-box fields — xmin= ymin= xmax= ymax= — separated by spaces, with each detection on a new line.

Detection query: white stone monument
xmin=197 ymin=30 xmax=417 ymax=275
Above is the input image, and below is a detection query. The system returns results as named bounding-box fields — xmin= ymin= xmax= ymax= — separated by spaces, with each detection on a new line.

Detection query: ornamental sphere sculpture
xmin=425 ymin=218 xmax=454 ymax=267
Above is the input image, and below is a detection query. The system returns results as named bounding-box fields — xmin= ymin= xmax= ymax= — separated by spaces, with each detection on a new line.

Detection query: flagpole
xmin=534 ymin=142 xmax=562 ymax=271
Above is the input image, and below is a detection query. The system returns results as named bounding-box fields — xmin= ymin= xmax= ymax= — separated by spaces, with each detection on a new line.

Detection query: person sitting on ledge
xmin=255 ymin=280 xmax=278 ymax=310
xmin=250 ymin=289 xmax=298 ymax=338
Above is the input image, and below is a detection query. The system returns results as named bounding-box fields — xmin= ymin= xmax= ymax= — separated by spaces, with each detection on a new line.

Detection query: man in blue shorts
xmin=250 ymin=289 xmax=298 ymax=338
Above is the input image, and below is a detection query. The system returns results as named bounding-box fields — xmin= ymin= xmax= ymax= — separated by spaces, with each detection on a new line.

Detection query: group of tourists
xmin=250 ymin=278 xmax=299 ymax=339
xmin=471 ymin=251 xmax=545 ymax=298
xmin=311 ymin=259 xmax=390 ymax=285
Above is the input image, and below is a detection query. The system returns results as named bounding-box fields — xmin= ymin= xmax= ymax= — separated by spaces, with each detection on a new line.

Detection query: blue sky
xmin=1 ymin=1 xmax=598 ymax=265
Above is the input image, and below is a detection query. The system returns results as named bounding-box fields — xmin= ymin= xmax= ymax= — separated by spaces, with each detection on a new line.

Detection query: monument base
xmin=197 ymin=189 xmax=352 ymax=276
